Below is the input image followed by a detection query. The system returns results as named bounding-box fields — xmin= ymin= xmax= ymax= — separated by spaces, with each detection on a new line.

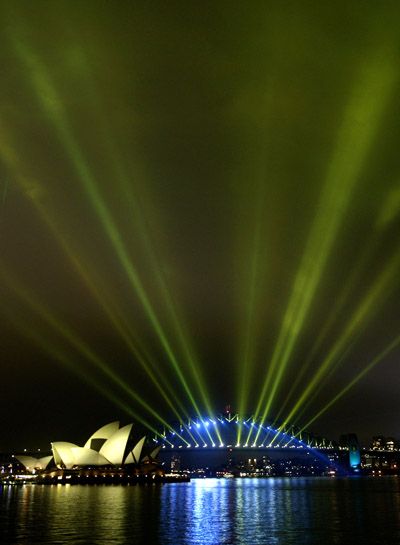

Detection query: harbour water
xmin=1 ymin=477 xmax=400 ymax=544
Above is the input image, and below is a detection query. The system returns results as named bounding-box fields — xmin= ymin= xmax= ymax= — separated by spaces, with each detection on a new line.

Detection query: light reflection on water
xmin=1 ymin=477 xmax=400 ymax=544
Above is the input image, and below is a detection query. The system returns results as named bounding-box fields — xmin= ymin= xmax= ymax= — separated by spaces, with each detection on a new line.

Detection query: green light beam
xmin=4 ymin=310 xmax=163 ymax=435
xmin=1 ymin=177 xmax=8 ymax=209
xmin=252 ymin=44 xmax=398 ymax=443
xmin=236 ymin=177 xmax=265 ymax=446
xmin=263 ymin=173 xmax=400 ymax=428
xmin=105 ymin=156 xmax=215 ymax=425
xmin=273 ymin=230 xmax=383 ymax=424
xmin=0 ymin=267 xmax=189 ymax=444
xmin=275 ymin=340 xmax=358 ymax=446
xmin=63 ymin=45 xmax=218 ymax=433
xmin=0 ymin=126 xmax=189 ymax=423
xmin=280 ymin=248 xmax=400 ymax=429
xmin=12 ymin=37 xmax=202 ymax=417
xmin=289 ymin=339 xmax=359 ymax=431
xmin=300 ymin=333 xmax=400 ymax=432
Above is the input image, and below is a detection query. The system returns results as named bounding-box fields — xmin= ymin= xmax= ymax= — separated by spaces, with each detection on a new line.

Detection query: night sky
xmin=1 ymin=1 xmax=400 ymax=450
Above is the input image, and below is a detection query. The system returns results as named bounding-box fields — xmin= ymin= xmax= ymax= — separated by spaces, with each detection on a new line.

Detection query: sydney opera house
xmin=16 ymin=421 xmax=160 ymax=472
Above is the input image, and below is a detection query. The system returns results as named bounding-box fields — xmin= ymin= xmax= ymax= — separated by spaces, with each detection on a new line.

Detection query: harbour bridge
xmin=155 ymin=412 xmax=336 ymax=451
xmin=154 ymin=412 xmax=360 ymax=473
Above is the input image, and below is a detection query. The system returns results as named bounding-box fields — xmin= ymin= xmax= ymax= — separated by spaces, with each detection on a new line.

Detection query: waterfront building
xmin=15 ymin=422 xmax=159 ymax=472
xmin=371 ymin=436 xmax=397 ymax=451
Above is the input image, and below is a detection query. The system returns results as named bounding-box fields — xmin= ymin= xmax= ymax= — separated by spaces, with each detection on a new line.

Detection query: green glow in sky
xmin=0 ymin=2 xmax=399 ymax=447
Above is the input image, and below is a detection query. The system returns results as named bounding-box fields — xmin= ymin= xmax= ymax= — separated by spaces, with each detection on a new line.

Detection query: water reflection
xmin=1 ymin=478 xmax=400 ymax=544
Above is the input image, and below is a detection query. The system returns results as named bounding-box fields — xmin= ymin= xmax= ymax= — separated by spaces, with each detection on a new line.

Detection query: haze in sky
xmin=0 ymin=1 xmax=399 ymax=449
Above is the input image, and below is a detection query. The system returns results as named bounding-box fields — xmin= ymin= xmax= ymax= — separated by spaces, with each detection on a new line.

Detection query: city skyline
xmin=1 ymin=1 xmax=400 ymax=451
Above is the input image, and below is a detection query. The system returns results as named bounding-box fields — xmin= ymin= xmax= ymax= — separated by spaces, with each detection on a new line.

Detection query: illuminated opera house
xmin=16 ymin=421 xmax=160 ymax=472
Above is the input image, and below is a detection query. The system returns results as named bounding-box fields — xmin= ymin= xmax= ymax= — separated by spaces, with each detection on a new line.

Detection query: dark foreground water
xmin=1 ymin=477 xmax=400 ymax=544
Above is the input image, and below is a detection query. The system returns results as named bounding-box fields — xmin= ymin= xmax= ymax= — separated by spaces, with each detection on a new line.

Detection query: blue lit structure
xmin=155 ymin=413 xmax=335 ymax=451
xmin=155 ymin=413 xmax=343 ymax=475
xmin=342 ymin=433 xmax=361 ymax=471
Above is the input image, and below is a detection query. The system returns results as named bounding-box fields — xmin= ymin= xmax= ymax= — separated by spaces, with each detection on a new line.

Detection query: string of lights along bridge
xmin=156 ymin=412 xmax=335 ymax=451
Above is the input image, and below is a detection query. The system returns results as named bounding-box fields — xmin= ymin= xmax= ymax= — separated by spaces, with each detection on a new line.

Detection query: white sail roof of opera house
xmin=46 ymin=422 xmax=149 ymax=469
xmin=99 ymin=423 xmax=133 ymax=465
xmin=15 ymin=455 xmax=52 ymax=471
xmin=71 ymin=446 xmax=111 ymax=467
xmin=84 ymin=421 xmax=120 ymax=449
xmin=125 ymin=436 xmax=146 ymax=464
xmin=52 ymin=442 xmax=78 ymax=469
